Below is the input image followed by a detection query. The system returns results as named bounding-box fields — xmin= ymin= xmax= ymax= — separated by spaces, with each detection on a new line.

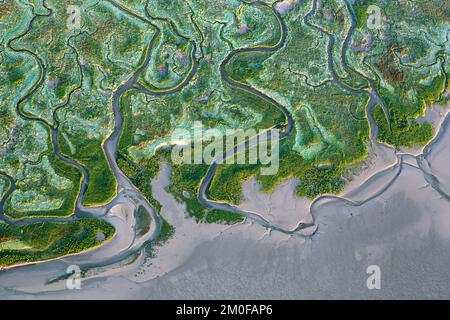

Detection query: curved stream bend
xmin=2 ymin=0 xmax=448 ymax=276
xmin=197 ymin=1 xmax=313 ymax=235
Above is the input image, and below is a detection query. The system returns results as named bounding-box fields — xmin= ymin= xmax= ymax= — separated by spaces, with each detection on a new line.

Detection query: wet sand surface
xmin=238 ymin=178 xmax=312 ymax=230
xmin=1 ymin=113 xmax=450 ymax=299
xmin=129 ymin=163 xmax=231 ymax=282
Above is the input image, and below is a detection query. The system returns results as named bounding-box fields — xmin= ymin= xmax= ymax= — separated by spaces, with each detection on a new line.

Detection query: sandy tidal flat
xmin=1 ymin=115 xmax=450 ymax=299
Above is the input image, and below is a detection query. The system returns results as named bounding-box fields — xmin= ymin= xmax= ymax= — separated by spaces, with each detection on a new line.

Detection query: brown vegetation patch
xmin=376 ymin=45 xmax=404 ymax=83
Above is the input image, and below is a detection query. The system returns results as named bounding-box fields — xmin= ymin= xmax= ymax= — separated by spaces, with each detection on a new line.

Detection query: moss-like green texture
xmin=0 ymin=218 xmax=115 ymax=268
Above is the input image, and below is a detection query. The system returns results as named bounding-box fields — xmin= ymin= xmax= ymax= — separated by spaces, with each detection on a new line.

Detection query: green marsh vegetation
xmin=0 ymin=218 xmax=114 ymax=268
xmin=0 ymin=0 xmax=448 ymax=268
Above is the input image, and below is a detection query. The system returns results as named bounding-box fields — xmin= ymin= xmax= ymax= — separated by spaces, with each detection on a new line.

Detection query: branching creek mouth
xmin=0 ymin=0 xmax=449 ymax=280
